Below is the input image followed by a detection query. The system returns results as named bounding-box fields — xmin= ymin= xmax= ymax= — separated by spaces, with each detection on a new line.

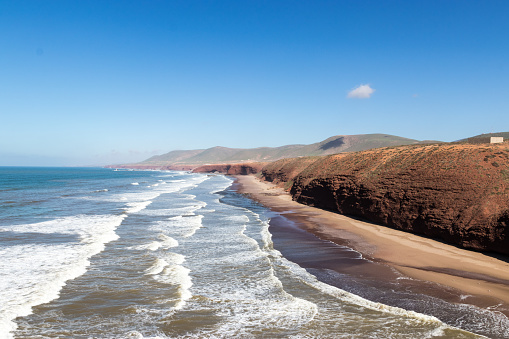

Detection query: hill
xmin=458 ymin=131 xmax=509 ymax=142
xmin=124 ymin=133 xmax=433 ymax=168
xmin=259 ymin=141 xmax=509 ymax=255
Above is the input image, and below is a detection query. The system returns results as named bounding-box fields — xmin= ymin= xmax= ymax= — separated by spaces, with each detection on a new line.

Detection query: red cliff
xmin=192 ymin=162 xmax=268 ymax=175
xmin=261 ymin=143 xmax=509 ymax=255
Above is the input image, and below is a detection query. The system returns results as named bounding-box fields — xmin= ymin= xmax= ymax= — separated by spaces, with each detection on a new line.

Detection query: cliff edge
xmin=262 ymin=142 xmax=509 ymax=255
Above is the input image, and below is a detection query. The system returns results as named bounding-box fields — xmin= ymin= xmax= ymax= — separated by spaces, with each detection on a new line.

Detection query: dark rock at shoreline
xmin=262 ymin=142 xmax=509 ymax=255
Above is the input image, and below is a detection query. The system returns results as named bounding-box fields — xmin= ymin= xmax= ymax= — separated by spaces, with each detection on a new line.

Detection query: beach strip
xmin=233 ymin=174 xmax=509 ymax=315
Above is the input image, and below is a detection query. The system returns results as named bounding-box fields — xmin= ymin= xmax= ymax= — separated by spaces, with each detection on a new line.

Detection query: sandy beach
xmin=234 ymin=174 xmax=509 ymax=316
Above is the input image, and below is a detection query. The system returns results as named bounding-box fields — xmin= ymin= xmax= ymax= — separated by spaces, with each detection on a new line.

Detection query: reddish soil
xmin=262 ymin=142 xmax=509 ymax=255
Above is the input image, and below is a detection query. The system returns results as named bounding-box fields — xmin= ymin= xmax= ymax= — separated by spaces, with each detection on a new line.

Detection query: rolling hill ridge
xmin=116 ymin=133 xmax=434 ymax=168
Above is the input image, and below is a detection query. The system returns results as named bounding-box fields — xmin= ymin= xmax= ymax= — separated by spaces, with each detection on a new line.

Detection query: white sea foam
xmin=125 ymin=201 xmax=154 ymax=214
xmin=131 ymin=241 xmax=162 ymax=251
xmin=155 ymin=264 xmax=193 ymax=309
xmin=207 ymin=205 xmax=464 ymax=336
xmin=215 ymin=295 xmax=318 ymax=334
xmin=158 ymin=234 xmax=179 ymax=248
xmin=189 ymin=202 xmax=466 ymax=338
xmin=173 ymin=215 xmax=203 ymax=238
xmin=209 ymin=176 xmax=234 ymax=194
xmin=164 ymin=252 xmax=186 ymax=265
xmin=460 ymin=294 xmax=471 ymax=301
xmin=143 ymin=252 xmax=192 ymax=310
xmin=137 ymin=201 xmax=207 ymax=217
xmin=120 ymin=331 xmax=167 ymax=339
xmin=131 ymin=182 xmax=139 ymax=186
xmin=224 ymin=214 xmax=250 ymax=223
xmin=396 ymin=276 xmax=415 ymax=281
xmin=96 ymin=191 xmax=161 ymax=206
xmin=108 ymin=185 xmax=183 ymax=215
xmin=0 ymin=214 xmax=124 ymax=338
xmin=130 ymin=235 xmax=179 ymax=252
xmin=144 ymin=258 xmax=169 ymax=275
xmin=152 ymin=214 xmax=204 ymax=238
xmin=180 ymin=211 xmax=319 ymax=335
xmin=257 ymin=216 xmax=450 ymax=327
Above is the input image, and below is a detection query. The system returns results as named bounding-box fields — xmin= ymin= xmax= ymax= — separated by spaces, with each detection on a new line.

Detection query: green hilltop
xmin=135 ymin=133 xmax=434 ymax=167
xmin=458 ymin=131 xmax=509 ymax=141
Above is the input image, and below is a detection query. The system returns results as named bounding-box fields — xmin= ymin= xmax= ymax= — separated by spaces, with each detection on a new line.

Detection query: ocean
xmin=0 ymin=167 xmax=505 ymax=338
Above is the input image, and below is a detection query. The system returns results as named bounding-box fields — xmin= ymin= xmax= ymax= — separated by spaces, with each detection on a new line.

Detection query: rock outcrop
xmin=261 ymin=143 xmax=509 ymax=255
xmin=192 ymin=162 xmax=268 ymax=175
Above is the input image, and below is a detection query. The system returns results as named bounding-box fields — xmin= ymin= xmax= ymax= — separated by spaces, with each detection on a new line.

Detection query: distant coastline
xmin=108 ymin=138 xmax=509 ymax=256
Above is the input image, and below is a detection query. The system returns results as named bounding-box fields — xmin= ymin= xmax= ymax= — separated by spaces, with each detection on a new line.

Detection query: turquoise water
xmin=0 ymin=167 xmax=504 ymax=338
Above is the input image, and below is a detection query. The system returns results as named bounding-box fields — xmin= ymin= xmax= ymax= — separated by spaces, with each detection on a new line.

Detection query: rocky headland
xmin=263 ymin=142 xmax=509 ymax=255
xmin=197 ymin=142 xmax=509 ymax=255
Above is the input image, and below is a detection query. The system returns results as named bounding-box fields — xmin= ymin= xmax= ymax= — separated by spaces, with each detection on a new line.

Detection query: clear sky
xmin=1 ymin=1 xmax=508 ymax=166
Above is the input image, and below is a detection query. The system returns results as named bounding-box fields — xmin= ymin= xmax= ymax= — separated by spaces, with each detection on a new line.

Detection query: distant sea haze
xmin=0 ymin=167 xmax=503 ymax=338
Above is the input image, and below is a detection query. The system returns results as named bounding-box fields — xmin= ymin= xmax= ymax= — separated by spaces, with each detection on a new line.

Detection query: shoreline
xmin=232 ymin=174 xmax=509 ymax=318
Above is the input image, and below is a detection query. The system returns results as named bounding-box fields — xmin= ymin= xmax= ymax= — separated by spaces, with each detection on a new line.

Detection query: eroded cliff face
xmin=262 ymin=143 xmax=509 ymax=255
xmin=192 ymin=163 xmax=268 ymax=175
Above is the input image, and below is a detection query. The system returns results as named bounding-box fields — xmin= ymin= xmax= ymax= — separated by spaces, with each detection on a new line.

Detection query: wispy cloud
xmin=347 ymin=84 xmax=375 ymax=99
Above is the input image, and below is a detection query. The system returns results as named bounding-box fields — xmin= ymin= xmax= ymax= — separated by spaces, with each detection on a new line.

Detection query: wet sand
xmin=233 ymin=175 xmax=509 ymax=317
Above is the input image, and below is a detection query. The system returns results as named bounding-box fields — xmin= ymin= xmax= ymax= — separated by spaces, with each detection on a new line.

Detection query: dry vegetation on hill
xmin=261 ymin=142 xmax=509 ymax=255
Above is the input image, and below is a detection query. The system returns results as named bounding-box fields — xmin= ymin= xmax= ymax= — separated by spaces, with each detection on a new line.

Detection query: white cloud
xmin=347 ymin=84 xmax=375 ymax=99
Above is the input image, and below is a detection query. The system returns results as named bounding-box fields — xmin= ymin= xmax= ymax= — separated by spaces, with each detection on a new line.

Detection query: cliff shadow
xmin=319 ymin=137 xmax=345 ymax=151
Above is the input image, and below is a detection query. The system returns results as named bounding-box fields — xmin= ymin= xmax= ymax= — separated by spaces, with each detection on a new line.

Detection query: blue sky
xmin=1 ymin=1 xmax=508 ymax=166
